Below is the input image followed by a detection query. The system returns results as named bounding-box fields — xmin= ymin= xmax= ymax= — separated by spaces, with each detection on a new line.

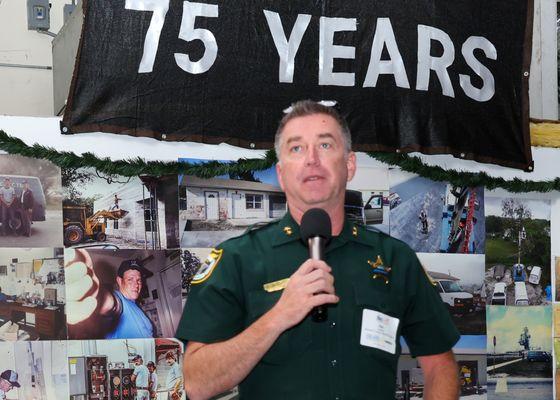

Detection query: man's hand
xmin=268 ymin=259 xmax=339 ymax=332
xmin=65 ymin=249 xmax=99 ymax=324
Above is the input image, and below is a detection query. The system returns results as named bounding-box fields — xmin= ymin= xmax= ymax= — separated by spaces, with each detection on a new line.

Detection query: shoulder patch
xmin=192 ymin=248 xmax=224 ymax=284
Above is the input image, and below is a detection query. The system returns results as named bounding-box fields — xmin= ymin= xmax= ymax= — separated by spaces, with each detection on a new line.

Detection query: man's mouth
xmin=303 ymin=175 xmax=325 ymax=182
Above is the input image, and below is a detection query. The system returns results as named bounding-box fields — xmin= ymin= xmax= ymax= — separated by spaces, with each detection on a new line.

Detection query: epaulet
xmin=360 ymin=223 xmax=390 ymax=237
xmin=363 ymin=224 xmax=384 ymax=234
xmin=243 ymin=218 xmax=280 ymax=234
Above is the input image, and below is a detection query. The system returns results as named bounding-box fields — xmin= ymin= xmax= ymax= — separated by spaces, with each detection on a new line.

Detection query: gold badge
xmin=368 ymin=255 xmax=392 ymax=284
xmin=192 ymin=248 xmax=223 ymax=285
xmin=352 ymin=226 xmax=358 ymax=237
xmin=263 ymin=278 xmax=290 ymax=292
xmin=283 ymin=226 xmax=293 ymax=236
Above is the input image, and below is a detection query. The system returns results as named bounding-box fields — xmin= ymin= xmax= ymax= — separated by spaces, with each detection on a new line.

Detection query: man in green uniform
xmin=176 ymin=100 xmax=460 ymax=400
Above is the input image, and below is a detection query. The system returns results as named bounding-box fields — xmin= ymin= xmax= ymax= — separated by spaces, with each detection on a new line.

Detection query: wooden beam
xmin=531 ymin=119 xmax=560 ymax=147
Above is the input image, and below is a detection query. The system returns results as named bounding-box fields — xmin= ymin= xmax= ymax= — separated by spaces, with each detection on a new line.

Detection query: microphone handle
xmin=308 ymin=236 xmax=328 ymax=322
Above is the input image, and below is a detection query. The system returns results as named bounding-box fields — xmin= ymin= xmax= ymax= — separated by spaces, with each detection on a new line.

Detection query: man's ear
xmin=346 ymin=151 xmax=357 ymax=182
xmin=116 ymin=276 xmax=123 ymax=288
xmin=276 ymin=163 xmax=285 ymax=192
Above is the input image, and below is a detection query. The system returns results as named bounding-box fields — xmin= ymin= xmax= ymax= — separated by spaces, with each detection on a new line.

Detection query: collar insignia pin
xmin=368 ymin=255 xmax=392 ymax=285
xmin=283 ymin=226 xmax=293 ymax=236
xmin=352 ymin=226 xmax=358 ymax=237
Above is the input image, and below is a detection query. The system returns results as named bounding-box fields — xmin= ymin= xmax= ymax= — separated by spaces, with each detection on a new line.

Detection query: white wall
xmin=0 ymin=0 xmax=71 ymax=117
xmin=529 ymin=0 xmax=558 ymax=120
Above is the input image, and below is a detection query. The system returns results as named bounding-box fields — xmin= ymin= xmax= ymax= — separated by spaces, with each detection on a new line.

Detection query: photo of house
xmin=63 ymin=167 xmax=179 ymax=249
xmin=179 ymin=159 xmax=286 ymax=248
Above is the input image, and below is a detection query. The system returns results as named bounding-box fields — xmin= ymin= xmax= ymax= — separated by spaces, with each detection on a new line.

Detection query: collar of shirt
xmin=271 ymin=211 xmax=371 ymax=250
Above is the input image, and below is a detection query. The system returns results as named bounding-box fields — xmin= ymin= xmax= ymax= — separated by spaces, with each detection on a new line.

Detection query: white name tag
xmin=360 ymin=309 xmax=400 ymax=354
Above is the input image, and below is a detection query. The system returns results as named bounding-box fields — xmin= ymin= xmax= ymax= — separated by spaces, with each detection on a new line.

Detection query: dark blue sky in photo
xmin=179 ymin=158 xmax=279 ymax=187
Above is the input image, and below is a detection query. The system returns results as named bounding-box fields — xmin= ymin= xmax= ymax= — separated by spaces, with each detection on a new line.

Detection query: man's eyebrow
xmin=285 ymin=135 xmax=302 ymax=145
xmin=285 ymin=132 xmax=336 ymax=145
xmin=318 ymin=132 xmax=336 ymax=140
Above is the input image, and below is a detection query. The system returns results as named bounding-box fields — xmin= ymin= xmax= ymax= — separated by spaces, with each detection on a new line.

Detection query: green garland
xmin=0 ymin=129 xmax=559 ymax=193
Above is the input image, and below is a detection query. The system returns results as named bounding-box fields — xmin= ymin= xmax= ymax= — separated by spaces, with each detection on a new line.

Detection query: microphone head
xmin=300 ymin=208 xmax=332 ymax=242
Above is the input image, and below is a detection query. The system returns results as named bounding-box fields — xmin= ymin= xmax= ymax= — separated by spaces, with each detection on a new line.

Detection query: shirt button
xmin=335 ymin=397 xmax=341 ymax=400
xmin=330 ymin=322 xmax=336 ymax=328
xmin=330 ymin=359 xmax=337 ymax=367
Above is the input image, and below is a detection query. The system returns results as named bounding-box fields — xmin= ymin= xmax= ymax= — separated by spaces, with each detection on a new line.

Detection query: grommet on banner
xmin=162 ymin=134 xmax=167 ymax=139
xmin=250 ymin=143 xmax=256 ymax=148
xmin=61 ymin=127 xmax=68 ymax=133
xmin=395 ymin=149 xmax=401 ymax=153
xmin=523 ymin=71 xmax=529 ymax=77
xmin=460 ymin=153 xmax=466 ymax=158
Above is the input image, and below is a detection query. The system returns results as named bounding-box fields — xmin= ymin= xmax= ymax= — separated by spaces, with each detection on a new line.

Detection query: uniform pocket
xmin=352 ymin=282 xmax=404 ymax=359
xmin=246 ymin=289 xmax=312 ymax=365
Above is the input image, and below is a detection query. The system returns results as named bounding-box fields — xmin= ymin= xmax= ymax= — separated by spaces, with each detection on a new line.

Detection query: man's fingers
xmin=65 ymin=262 xmax=88 ymax=284
xmin=300 ymin=268 xmax=334 ymax=286
xmin=66 ymin=297 xmax=98 ymax=325
xmin=66 ymin=275 xmax=94 ymax=302
xmin=294 ymin=259 xmax=331 ymax=276
xmin=306 ymin=279 xmax=335 ymax=295
xmin=309 ymin=293 xmax=339 ymax=307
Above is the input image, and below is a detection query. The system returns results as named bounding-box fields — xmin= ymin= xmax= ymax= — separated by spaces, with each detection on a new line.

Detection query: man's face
xmin=117 ymin=269 xmax=142 ymax=300
xmin=3 ymin=180 xmax=9 ymax=188
xmin=166 ymin=357 xmax=175 ymax=366
xmin=134 ymin=358 xmax=142 ymax=366
xmin=23 ymin=183 xmax=29 ymax=191
xmin=276 ymin=113 xmax=356 ymax=214
xmin=0 ymin=378 xmax=12 ymax=391
xmin=147 ymin=365 xmax=154 ymax=373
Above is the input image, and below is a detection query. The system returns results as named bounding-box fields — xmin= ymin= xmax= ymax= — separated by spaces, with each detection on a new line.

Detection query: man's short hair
xmin=274 ymin=100 xmax=352 ymax=158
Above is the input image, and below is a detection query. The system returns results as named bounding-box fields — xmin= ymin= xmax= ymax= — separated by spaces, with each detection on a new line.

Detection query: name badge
xmin=360 ymin=309 xmax=400 ymax=354
xmin=263 ymin=278 xmax=290 ymax=292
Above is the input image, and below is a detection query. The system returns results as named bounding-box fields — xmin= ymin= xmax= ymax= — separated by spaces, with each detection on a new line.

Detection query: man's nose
xmin=305 ymin=146 xmax=320 ymax=166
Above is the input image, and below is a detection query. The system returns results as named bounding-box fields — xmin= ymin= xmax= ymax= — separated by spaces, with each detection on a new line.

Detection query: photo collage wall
xmin=1 ymin=152 xmax=559 ymax=400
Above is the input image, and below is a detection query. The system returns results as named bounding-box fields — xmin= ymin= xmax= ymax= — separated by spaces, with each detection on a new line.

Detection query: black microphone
xmin=300 ymin=208 xmax=332 ymax=322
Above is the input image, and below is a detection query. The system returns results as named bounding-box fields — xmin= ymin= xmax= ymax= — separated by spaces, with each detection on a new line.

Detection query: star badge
xmin=368 ymin=255 xmax=392 ymax=284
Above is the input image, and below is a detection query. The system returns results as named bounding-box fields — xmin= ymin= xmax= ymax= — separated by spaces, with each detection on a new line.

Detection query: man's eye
xmin=290 ymin=145 xmax=302 ymax=153
xmin=320 ymin=142 xmax=332 ymax=149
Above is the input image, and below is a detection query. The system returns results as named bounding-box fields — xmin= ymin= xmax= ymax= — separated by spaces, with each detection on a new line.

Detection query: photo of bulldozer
xmin=63 ymin=205 xmax=128 ymax=245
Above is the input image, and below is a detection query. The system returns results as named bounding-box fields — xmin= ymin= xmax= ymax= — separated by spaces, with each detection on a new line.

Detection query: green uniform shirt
xmin=176 ymin=213 xmax=460 ymax=399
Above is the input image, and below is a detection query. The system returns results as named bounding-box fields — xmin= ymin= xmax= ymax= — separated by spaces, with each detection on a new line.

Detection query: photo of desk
xmin=0 ymin=301 xmax=65 ymax=339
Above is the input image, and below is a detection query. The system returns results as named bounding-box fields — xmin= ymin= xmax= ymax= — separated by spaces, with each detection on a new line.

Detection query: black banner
xmin=63 ymin=0 xmax=534 ymax=170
